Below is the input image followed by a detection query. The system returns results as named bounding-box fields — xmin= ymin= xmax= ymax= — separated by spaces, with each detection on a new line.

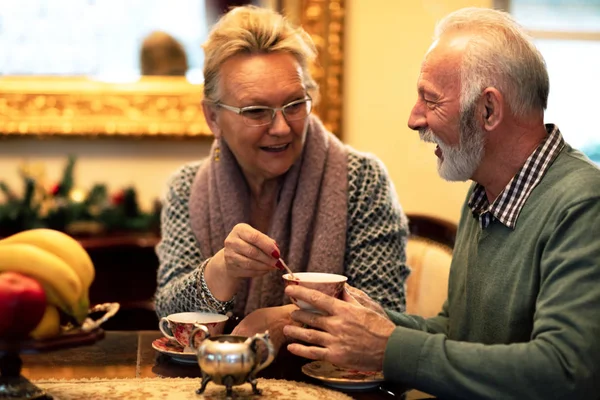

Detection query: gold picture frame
xmin=0 ymin=0 xmax=344 ymax=138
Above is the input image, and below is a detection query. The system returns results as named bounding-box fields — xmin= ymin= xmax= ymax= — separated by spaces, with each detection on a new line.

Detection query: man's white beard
xmin=419 ymin=105 xmax=485 ymax=182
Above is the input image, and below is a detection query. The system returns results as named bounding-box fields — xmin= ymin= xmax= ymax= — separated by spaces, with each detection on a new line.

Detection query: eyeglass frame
xmin=210 ymin=96 xmax=313 ymax=127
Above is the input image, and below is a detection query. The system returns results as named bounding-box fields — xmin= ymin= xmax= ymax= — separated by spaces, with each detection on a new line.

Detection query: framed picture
xmin=0 ymin=0 xmax=344 ymax=138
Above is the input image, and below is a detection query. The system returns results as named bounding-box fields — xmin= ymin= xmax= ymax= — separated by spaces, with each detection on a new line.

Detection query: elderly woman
xmin=154 ymin=6 xmax=409 ymax=330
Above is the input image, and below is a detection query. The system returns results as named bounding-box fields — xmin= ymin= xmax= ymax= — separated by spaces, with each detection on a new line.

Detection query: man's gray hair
xmin=434 ymin=7 xmax=549 ymax=118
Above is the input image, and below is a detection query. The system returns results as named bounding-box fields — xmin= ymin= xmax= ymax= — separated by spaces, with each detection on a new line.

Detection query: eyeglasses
xmin=214 ymin=97 xmax=313 ymax=127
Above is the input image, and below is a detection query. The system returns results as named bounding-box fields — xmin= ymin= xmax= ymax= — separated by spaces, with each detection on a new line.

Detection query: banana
xmin=0 ymin=229 xmax=95 ymax=290
xmin=0 ymin=243 xmax=82 ymax=312
xmin=43 ymin=283 xmax=89 ymax=325
xmin=0 ymin=229 xmax=95 ymax=323
xmin=30 ymin=305 xmax=61 ymax=340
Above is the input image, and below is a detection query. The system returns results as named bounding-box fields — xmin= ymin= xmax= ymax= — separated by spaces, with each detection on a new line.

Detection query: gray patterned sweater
xmin=154 ymin=150 xmax=410 ymax=317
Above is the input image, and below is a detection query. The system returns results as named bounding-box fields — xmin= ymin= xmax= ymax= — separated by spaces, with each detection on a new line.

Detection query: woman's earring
xmin=214 ymin=146 xmax=220 ymax=162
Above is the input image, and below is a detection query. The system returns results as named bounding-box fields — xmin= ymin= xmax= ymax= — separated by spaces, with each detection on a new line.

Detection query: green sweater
xmin=384 ymin=146 xmax=600 ymax=399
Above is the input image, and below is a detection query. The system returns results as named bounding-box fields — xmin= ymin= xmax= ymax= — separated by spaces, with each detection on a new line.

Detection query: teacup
xmin=282 ymin=272 xmax=347 ymax=313
xmin=159 ymin=312 xmax=228 ymax=352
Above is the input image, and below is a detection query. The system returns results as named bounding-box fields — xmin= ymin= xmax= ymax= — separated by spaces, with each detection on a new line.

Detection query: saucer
xmin=301 ymin=361 xmax=384 ymax=390
xmin=151 ymin=337 xmax=197 ymax=365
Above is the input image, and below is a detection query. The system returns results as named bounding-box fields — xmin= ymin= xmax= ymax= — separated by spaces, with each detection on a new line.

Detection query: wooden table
xmin=16 ymin=331 xmax=434 ymax=399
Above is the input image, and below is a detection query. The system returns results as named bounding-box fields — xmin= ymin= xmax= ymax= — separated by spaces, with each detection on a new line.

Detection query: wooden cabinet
xmin=80 ymin=234 xmax=160 ymax=330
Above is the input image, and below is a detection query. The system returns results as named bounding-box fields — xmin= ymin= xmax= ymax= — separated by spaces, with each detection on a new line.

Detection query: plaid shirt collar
xmin=468 ymin=124 xmax=565 ymax=229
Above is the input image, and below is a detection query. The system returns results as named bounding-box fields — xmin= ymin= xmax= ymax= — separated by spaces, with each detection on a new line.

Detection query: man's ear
xmin=202 ymin=101 xmax=222 ymax=138
xmin=480 ymin=87 xmax=503 ymax=131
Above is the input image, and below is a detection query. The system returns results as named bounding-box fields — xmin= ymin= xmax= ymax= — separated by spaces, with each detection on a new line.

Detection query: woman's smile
xmin=260 ymin=143 xmax=290 ymax=153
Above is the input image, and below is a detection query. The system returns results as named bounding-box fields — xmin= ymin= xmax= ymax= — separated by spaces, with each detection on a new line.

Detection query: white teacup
xmin=159 ymin=312 xmax=228 ymax=352
xmin=283 ymin=272 xmax=347 ymax=313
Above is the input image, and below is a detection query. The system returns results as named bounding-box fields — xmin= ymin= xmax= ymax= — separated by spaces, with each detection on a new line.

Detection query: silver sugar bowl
xmin=190 ymin=325 xmax=275 ymax=399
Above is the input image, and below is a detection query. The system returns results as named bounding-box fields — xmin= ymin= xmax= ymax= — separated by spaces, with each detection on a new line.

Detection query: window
xmin=494 ymin=0 xmax=600 ymax=162
xmin=0 ymin=0 xmax=209 ymax=83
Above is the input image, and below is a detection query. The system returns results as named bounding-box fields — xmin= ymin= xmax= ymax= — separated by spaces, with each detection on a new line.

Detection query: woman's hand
xmin=204 ymin=223 xmax=282 ymax=301
xmin=232 ymin=304 xmax=300 ymax=355
xmin=220 ymin=223 xmax=283 ymax=279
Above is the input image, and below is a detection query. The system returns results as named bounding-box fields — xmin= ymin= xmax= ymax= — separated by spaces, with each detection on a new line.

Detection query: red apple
xmin=0 ymin=272 xmax=47 ymax=338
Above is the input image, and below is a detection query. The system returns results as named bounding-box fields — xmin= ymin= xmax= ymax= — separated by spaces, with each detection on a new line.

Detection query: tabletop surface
xmin=16 ymin=330 xmax=434 ymax=400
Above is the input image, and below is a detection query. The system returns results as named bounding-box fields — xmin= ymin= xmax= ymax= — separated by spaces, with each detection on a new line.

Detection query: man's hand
xmin=232 ymin=304 xmax=300 ymax=354
xmin=343 ymin=284 xmax=389 ymax=318
xmin=282 ymin=285 xmax=396 ymax=371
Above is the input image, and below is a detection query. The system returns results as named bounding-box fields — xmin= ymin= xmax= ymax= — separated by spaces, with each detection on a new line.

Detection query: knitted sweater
xmin=384 ymin=145 xmax=600 ymax=399
xmin=155 ymin=150 xmax=410 ymax=317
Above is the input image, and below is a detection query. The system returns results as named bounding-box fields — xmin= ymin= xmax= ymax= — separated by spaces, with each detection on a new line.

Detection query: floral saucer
xmin=301 ymin=361 xmax=385 ymax=390
xmin=151 ymin=337 xmax=197 ymax=365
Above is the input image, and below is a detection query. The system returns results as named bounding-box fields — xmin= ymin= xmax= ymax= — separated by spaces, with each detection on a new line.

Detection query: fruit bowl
xmin=0 ymin=302 xmax=119 ymax=399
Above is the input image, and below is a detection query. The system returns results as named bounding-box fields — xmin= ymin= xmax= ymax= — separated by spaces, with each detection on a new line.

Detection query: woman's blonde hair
xmin=202 ymin=5 xmax=319 ymax=103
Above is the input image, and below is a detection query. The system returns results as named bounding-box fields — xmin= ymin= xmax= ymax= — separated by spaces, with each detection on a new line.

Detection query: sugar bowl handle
xmin=249 ymin=331 xmax=275 ymax=374
xmin=190 ymin=324 xmax=211 ymax=349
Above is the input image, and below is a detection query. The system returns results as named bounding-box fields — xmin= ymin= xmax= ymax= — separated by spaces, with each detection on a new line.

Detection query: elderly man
xmin=282 ymin=7 xmax=600 ymax=399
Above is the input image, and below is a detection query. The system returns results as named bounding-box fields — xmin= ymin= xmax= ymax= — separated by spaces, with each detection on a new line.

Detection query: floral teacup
xmin=283 ymin=272 xmax=347 ymax=314
xmin=159 ymin=312 xmax=228 ymax=352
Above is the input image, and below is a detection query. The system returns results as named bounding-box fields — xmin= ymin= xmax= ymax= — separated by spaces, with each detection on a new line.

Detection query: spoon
xmin=278 ymin=258 xmax=296 ymax=279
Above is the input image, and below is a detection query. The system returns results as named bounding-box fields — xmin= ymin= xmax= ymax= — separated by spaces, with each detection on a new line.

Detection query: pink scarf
xmin=188 ymin=116 xmax=348 ymax=316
